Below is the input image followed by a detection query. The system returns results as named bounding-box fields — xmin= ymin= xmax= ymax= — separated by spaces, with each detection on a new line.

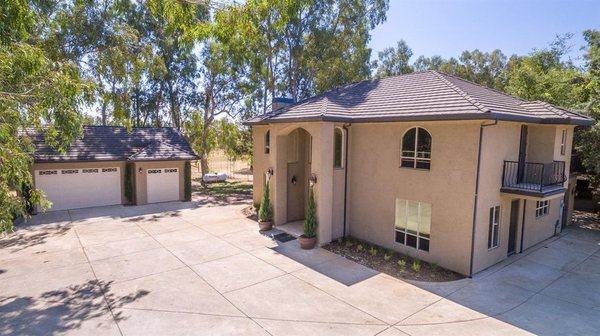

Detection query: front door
xmin=286 ymin=162 xmax=306 ymax=222
xmin=508 ymin=199 xmax=520 ymax=255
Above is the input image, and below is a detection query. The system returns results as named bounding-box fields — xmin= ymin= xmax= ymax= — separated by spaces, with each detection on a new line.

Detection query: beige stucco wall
xmin=527 ymin=125 xmax=556 ymax=163
xmin=250 ymin=119 xmax=577 ymax=276
xmin=32 ymin=161 xmax=128 ymax=204
xmin=252 ymin=126 xmax=270 ymax=208
xmin=133 ymin=160 xmax=186 ymax=205
xmin=472 ymin=122 xmax=521 ymax=273
xmin=332 ymin=124 xmax=347 ymax=240
xmin=346 ymin=121 xmax=480 ymax=275
xmin=522 ymin=197 xmax=562 ymax=250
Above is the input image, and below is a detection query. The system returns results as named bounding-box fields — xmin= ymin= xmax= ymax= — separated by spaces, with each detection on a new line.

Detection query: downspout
xmin=342 ymin=124 xmax=351 ymax=237
xmin=520 ymin=200 xmax=527 ymax=253
xmin=468 ymin=120 xmax=498 ymax=277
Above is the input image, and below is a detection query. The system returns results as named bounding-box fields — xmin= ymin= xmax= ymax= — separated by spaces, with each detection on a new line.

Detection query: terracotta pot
xmin=299 ymin=235 xmax=317 ymax=249
xmin=258 ymin=220 xmax=273 ymax=231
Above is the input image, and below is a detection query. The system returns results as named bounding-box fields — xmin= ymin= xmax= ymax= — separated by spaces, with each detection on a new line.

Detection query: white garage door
xmin=147 ymin=168 xmax=180 ymax=203
xmin=35 ymin=167 xmax=121 ymax=211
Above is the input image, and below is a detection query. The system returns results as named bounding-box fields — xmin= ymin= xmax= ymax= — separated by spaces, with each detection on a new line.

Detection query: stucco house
xmin=246 ymin=71 xmax=594 ymax=276
xmin=29 ymin=126 xmax=197 ymax=211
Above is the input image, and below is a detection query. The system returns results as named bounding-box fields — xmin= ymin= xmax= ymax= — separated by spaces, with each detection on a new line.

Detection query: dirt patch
xmin=324 ymin=237 xmax=464 ymax=282
xmin=572 ymin=210 xmax=600 ymax=231
xmin=241 ymin=205 xmax=258 ymax=221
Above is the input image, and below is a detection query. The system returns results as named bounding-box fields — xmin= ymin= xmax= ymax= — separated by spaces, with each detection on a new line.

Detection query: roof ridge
xmin=430 ymin=71 xmax=490 ymax=113
xmin=433 ymin=71 xmax=530 ymax=104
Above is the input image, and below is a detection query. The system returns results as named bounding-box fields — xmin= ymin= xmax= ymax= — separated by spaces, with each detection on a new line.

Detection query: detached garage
xmin=30 ymin=126 xmax=198 ymax=211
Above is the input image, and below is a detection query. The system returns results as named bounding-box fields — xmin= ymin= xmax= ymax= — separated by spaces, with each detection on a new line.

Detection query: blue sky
xmin=369 ymin=0 xmax=600 ymax=65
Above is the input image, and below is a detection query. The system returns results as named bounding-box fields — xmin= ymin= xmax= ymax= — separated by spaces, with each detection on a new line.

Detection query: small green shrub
xmin=258 ymin=180 xmax=273 ymax=222
xmin=124 ymin=163 xmax=134 ymax=204
xmin=253 ymin=202 xmax=260 ymax=213
xmin=345 ymin=239 xmax=354 ymax=247
xmin=383 ymin=253 xmax=392 ymax=261
xmin=430 ymin=262 xmax=438 ymax=270
xmin=369 ymin=247 xmax=378 ymax=256
xmin=184 ymin=161 xmax=192 ymax=201
xmin=412 ymin=259 xmax=421 ymax=272
xmin=303 ymin=186 xmax=317 ymax=237
xmin=397 ymin=259 xmax=406 ymax=267
xmin=357 ymin=244 xmax=364 ymax=252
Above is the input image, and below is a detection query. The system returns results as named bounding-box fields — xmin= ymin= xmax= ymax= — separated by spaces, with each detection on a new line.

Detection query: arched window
xmin=333 ymin=127 xmax=344 ymax=168
xmin=264 ymin=130 xmax=270 ymax=154
xmin=401 ymin=127 xmax=431 ymax=169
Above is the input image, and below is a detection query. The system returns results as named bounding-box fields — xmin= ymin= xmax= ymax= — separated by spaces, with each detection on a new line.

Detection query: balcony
xmin=501 ymin=161 xmax=566 ymax=197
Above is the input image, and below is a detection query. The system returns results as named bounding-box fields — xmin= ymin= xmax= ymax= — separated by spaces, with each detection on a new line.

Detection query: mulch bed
xmin=323 ymin=238 xmax=464 ymax=282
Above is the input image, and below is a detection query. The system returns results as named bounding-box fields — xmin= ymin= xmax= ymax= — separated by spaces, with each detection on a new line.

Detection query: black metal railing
xmin=502 ymin=160 xmax=566 ymax=192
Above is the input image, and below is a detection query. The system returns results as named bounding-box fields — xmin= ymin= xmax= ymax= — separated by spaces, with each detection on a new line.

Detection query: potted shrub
xmin=299 ymin=186 xmax=317 ymax=249
xmin=258 ymin=180 xmax=273 ymax=231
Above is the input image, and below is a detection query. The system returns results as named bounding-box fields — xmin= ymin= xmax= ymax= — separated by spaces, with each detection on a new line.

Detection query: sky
xmin=369 ymin=0 xmax=600 ymax=65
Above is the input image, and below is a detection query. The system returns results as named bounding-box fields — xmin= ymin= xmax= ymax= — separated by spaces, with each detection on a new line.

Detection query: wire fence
xmin=191 ymin=150 xmax=253 ymax=182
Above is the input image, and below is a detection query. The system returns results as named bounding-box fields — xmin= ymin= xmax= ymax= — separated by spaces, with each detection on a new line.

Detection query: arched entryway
xmin=285 ymin=128 xmax=312 ymax=223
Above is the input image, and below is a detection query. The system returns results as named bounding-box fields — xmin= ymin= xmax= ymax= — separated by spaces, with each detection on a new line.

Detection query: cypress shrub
xmin=124 ymin=163 xmax=134 ymax=204
xmin=258 ymin=180 xmax=273 ymax=222
xmin=303 ymin=186 xmax=317 ymax=238
xmin=184 ymin=161 xmax=192 ymax=201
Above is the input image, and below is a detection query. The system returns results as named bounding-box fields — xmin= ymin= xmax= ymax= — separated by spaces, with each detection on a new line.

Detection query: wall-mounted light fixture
xmin=266 ymin=168 xmax=274 ymax=180
xmin=309 ymin=174 xmax=317 ymax=187
xmin=138 ymin=167 xmax=143 ymax=173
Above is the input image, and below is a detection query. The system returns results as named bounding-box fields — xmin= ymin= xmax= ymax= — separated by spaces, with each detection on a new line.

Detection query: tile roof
xmin=245 ymin=71 xmax=594 ymax=126
xmin=28 ymin=126 xmax=198 ymax=163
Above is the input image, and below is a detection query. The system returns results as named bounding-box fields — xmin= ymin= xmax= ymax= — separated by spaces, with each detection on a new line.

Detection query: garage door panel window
xmin=82 ymin=168 xmax=99 ymax=174
xmin=102 ymin=168 xmax=118 ymax=173
xmin=61 ymin=169 xmax=79 ymax=174
xmin=39 ymin=170 xmax=57 ymax=175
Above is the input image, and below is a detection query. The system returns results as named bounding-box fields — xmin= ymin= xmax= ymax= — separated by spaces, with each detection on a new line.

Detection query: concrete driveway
xmin=1 ymin=201 xmax=599 ymax=336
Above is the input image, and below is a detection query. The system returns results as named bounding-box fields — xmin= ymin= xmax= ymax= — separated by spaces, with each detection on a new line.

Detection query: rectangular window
xmin=333 ymin=128 xmax=343 ymax=168
xmin=488 ymin=205 xmax=500 ymax=249
xmin=394 ymin=198 xmax=431 ymax=252
xmin=264 ymin=130 xmax=270 ymax=154
xmin=560 ymin=129 xmax=567 ymax=155
xmin=535 ymin=200 xmax=549 ymax=218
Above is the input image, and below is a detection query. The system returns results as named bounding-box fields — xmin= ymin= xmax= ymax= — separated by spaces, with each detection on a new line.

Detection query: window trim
xmin=400 ymin=127 xmax=432 ymax=170
xmin=488 ymin=205 xmax=500 ymax=250
xmin=333 ymin=127 xmax=344 ymax=169
xmin=560 ymin=129 xmax=567 ymax=156
xmin=394 ymin=198 xmax=431 ymax=252
xmin=535 ymin=200 xmax=549 ymax=218
xmin=264 ymin=130 xmax=271 ymax=154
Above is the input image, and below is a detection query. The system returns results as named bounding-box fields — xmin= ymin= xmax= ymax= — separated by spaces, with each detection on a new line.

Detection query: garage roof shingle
xmin=245 ymin=71 xmax=594 ymax=126
xmin=28 ymin=126 xmax=198 ymax=163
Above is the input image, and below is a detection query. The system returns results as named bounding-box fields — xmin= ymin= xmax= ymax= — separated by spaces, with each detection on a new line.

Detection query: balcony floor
xmin=501 ymin=183 xmax=566 ymax=198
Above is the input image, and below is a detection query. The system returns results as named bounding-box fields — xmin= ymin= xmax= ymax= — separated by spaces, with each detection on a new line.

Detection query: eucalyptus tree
xmin=375 ymin=39 xmax=414 ymax=78
xmin=0 ymin=0 xmax=91 ymax=232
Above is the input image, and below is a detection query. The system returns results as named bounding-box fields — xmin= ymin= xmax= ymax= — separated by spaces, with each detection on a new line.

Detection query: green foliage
xmin=412 ymin=259 xmax=421 ymax=272
xmin=376 ymin=40 xmax=413 ymax=78
xmin=345 ymin=239 xmax=354 ymax=247
xmin=258 ymin=179 xmax=273 ymax=222
xmin=383 ymin=253 xmax=392 ymax=261
xmin=0 ymin=1 xmax=90 ymax=232
xmin=357 ymin=244 xmax=364 ymax=252
xmin=184 ymin=161 xmax=192 ymax=201
xmin=397 ymin=259 xmax=406 ymax=268
xmin=369 ymin=246 xmax=378 ymax=256
xmin=303 ymin=186 xmax=317 ymax=237
xmin=124 ymin=163 xmax=134 ymax=204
